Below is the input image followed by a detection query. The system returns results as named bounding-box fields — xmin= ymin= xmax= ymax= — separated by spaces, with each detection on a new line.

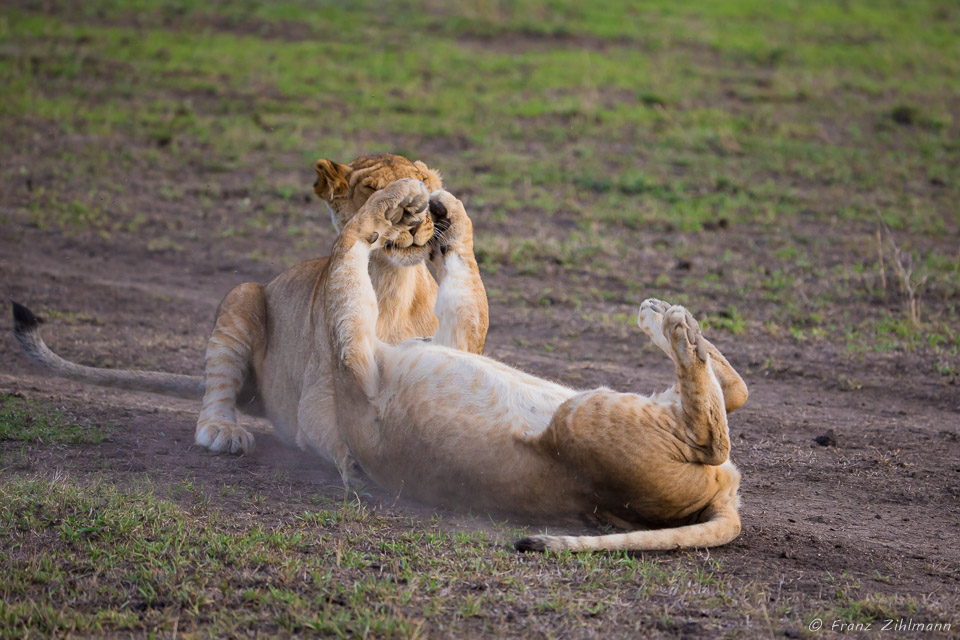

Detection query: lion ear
xmin=313 ymin=159 xmax=352 ymax=200
xmin=413 ymin=160 xmax=443 ymax=191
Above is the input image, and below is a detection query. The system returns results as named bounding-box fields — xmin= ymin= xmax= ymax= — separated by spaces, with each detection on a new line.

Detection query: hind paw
xmin=195 ymin=418 xmax=255 ymax=454
xmin=663 ymin=305 xmax=708 ymax=365
xmin=638 ymin=298 xmax=672 ymax=353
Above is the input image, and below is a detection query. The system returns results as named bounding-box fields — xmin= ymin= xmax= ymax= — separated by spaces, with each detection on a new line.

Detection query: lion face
xmin=314 ymin=154 xmax=442 ymax=267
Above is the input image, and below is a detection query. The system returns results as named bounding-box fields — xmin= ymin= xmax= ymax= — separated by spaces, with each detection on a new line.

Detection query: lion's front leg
xmin=195 ymin=282 xmax=265 ymax=454
xmin=323 ymin=178 xmax=430 ymax=399
xmin=427 ymin=190 xmax=489 ymax=354
xmin=296 ymin=373 xmax=364 ymax=488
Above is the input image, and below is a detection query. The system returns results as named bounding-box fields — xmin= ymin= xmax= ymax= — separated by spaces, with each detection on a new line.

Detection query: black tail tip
xmin=514 ymin=537 xmax=547 ymax=553
xmin=11 ymin=301 xmax=42 ymax=332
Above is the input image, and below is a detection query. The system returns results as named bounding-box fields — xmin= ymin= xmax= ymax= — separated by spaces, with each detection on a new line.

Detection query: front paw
xmin=427 ymin=190 xmax=471 ymax=259
xmin=195 ymin=418 xmax=255 ymax=454
xmin=360 ymin=178 xmax=430 ymax=246
xmin=372 ymin=178 xmax=429 ymax=224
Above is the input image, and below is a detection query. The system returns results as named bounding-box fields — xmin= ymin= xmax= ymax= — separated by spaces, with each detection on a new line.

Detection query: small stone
xmin=814 ymin=429 xmax=837 ymax=447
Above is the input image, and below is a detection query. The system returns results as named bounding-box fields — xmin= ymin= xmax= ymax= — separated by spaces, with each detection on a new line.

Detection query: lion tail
xmin=515 ymin=481 xmax=741 ymax=553
xmin=11 ymin=301 xmax=204 ymax=400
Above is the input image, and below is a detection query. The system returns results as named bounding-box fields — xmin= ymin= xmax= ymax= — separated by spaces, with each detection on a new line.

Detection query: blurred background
xmin=1 ymin=2 xmax=960 ymax=637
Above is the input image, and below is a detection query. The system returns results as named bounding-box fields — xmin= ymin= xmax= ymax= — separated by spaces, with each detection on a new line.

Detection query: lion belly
xmin=354 ymin=342 xmax=582 ymax=512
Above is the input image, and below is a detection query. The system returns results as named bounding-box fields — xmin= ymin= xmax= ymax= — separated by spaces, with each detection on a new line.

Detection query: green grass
xmin=0 ymin=477 xmax=736 ymax=637
xmin=2 ymin=476 xmax=950 ymax=637
xmin=0 ymin=395 xmax=110 ymax=445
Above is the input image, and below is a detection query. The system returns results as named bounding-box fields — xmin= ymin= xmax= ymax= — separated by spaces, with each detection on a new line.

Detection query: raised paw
xmin=195 ymin=418 xmax=255 ymax=454
xmin=638 ymin=298 xmax=669 ymax=335
xmin=638 ymin=298 xmax=672 ymax=354
xmin=427 ymin=190 xmax=471 ymax=259
xmin=359 ymin=178 xmax=430 ymax=247
xmin=663 ymin=305 xmax=709 ymax=365
xmin=374 ymin=178 xmax=430 ymax=226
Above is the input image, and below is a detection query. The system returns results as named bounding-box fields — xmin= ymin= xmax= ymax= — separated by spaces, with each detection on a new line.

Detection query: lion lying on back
xmin=309 ymin=178 xmax=749 ymax=552
xmin=12 ymin=154 xmax=488 ymax=484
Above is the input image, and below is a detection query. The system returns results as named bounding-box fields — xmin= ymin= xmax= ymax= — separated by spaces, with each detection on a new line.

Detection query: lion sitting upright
xmin=12 ymin=154 xmax=489 ymax=483
xmin=313 ymin=178 xmax=748 ymax=552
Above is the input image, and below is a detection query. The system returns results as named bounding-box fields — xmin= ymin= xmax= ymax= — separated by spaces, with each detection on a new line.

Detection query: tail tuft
xmin=10 ymin=299 xmax=205 ymax=400
xmin=11 ymin=301 xmax=42 ymax=333
xmin=514 ymin=536 xmax=547 ymax=553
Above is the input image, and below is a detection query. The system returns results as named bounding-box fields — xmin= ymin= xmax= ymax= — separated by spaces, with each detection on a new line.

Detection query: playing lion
xmin=13 ymin=170 xmax=749 ymax=552
xmin=301 ymin=177 xmax=749 ymax=551
xmin=12 ymin=154 xmax=488 ymax=483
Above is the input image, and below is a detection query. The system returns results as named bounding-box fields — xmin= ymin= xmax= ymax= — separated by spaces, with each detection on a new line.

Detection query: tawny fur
xmin=11 ymin=155 xmax=489 ymax=482
xmin=12 ymin=167 xmax=749 ymax=553
xmin=322 ymin=179 xmax=748 ymax=552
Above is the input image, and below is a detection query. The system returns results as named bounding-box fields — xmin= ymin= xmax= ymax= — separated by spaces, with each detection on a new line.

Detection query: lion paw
xmin=336 ymin=452 xmax=367 ymax=488
xmin=427 ymin=189 xmax=471 ymax=259
xmin=361 ymin=178 xmax=430 ymax=247
xmin=663 ymin=305 xmax=708 ymax=365
xmin=384 ymin=179 xmax=430 ymax=226
xmin=638 ymin=298 xmax=672 ymax=354
xmin=195 ymin=418 xmax=255 ymax=454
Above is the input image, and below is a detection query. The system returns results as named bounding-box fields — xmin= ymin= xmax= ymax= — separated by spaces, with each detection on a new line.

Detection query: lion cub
xmin=322 ymin=178 xmax=748 ymax=552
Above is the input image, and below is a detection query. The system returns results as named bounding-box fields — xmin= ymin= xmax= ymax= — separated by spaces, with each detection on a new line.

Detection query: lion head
xmin=314 ymin=154 xmax=443 ymax=267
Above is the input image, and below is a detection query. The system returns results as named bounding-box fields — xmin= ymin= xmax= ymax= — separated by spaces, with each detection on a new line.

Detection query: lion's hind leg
xmin=195 ymin=282 xmax=265 ymax=454
xmin=662 ymin=305 xmax=731 ymax=466
xmin=638 ymin=298 xmax=675 ymax=358
xmin=639 ymin=299 xmax=747 ymax=413
xmin=515 ymin=304 xmax=745 ymax=554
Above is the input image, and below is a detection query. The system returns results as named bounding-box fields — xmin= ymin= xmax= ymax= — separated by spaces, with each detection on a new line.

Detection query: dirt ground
xmin=2 ymin=139 xmax=959 ymax=637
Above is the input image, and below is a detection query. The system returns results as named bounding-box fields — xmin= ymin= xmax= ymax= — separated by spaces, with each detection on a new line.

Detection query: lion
xmin=11 ymin=154 xmax=489 ymax=482
xmin=313 ymin=178 xmax=748 ymax=551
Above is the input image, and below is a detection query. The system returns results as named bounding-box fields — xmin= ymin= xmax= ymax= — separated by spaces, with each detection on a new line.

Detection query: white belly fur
xmin=375 ymin=341 xmax=576 ymax=446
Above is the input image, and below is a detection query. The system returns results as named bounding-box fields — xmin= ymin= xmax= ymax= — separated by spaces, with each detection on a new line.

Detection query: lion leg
xmin=324 ymin=178 xmax=430 ymax=399
xmin=639 ymin=299 xmax=747 ymax=413
xmin=661 ymin=305 xmax=731 ymax=466
xmin=296 ymin=372 xmax=364 ymax=488
xmin=519 ymin=383 xmax=742 ymax=553
xmin=428 ymin=191 xmax=488 ymax=354
xmin=195 ymin=282 xmax=265 ymax=454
